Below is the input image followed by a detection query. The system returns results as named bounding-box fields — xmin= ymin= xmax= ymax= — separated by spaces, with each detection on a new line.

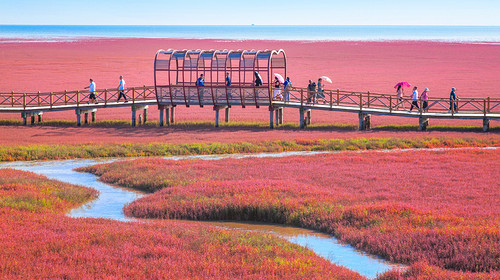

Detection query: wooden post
xmin=22 ymin=113 xmax=27 ymax=126
xmin=11 ymin=91 xmax=14 ymax=107
xmin=367 ymin=91 xmax=370 ymax=107
xmin=330 ymin=91 xmax=333 ymax=108
xmin=65 ymin=90 xmax=68 ymax=104
xmin=91 ymin=111 xmax=96 ymax=122
xmin=159 ymin=106 xmax=164 ymax=127
xmin=38 ymin=114 xmax=42 ymax=123
xmin=487 ymin=97 xmax=490 ymax=113
xmin=76 ymin=110 xmax=81 ymax=127
xmin=359 ymin=92 xmax=363 ymax=111
xmin=104 ymin=89 xmax=108 ymax=105
xmin=138 ymin=114 xmax=142 ymax=125
xmin=170 ymin=107 xmax=175 ymax=123
xmin=132 ymin=88 xmax=135 ymax=104
xmin=166 ymin=107 xmax=170 ymax=126
xmin=306 ymin=110 xmax=311 ymax=125
xmin=143 ymin=85 xmax=147 ymax=100
xmin=300 ymin=89 xmax=304 ymax=107
xmin=269 ymin=108 xmax=274 ymax=129
xmin=279 ymin=108 xmax=283 ymax=124
xmin=23 ymin=93 xmax=26 ymax=110
xmin=132 ymin=108 xmax=136 ymax=127
xmin=389 ymin=96 xmax=393 ymax=113
xmin=37 ymin=91 xmax=41 ymax=106
xmin=84 ymin=113 xmax=89 ymax=124
xmin=483 ymin=99 xmax=487 ymax=117
xmin=225 ymin=107 xmax=229 ymax=123
xmin=275 ymin=108 xmax=279 ymax=126
xmin=143 ymin=108 xmax=148 ymax=124
xmin=215 ymin=108 xmax=220 ymax=128
xmin=299 ymin=108 xmax=305 ymax=129
xmin=419 ymin=98 xmax=423 ymax=116
xmin=50 ymin=92 xmax=53 ymax=109
xmin=31 ymin=115 xmax=35 ymax=125
xmin=483 ymin=118 xmax=490 ymax=132
xmin=337 ymin=89 xmax=340 ymax=106
xmin=76 ymin=90 xmax=80 ymax=107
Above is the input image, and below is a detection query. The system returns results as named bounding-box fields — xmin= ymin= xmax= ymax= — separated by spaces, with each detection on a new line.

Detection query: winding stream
xmin=0 ymin=151 xmax=420 ymax=278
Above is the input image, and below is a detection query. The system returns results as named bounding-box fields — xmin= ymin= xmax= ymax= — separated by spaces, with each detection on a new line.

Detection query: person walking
xmin=273 ymin=77 xmax=282 ymax=100
xmin=449 ymin=87 xmax=458 ymax=113
xmin=117 ymin=75 xmax=127 ymax=102
xmin=317 ymin=78 xmax=325 ymax=102
xmin=409 ymin=86 xmax=419 ymax=112
xmin=396 ymin=84 xmax=405 ymax=110
xmin=283 ymin=77 xmax=292 ymax=102
xmin=307 ymin=80 xmax=317 ymax=103
xmin=421 ymin=88 xmax=429 ymax=112
xmin=254 ymin=72 xmax=263 ymax=87
xmin=197 ymin=74 xmax=205 ymax=101
xmin=84 ymin=78 xmax=98 ymax=104
xmin=225 ymin=72 xmax=232 ymax=99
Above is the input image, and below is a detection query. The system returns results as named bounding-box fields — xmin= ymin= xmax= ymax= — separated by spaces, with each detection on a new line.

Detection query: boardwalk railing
xmin=1 ymin=84 xmax=499 ymax=130
xmin=280 ymin=88 xmax=500 ymax=117
xmin=0 ymin=86 xmax=156 ymax=109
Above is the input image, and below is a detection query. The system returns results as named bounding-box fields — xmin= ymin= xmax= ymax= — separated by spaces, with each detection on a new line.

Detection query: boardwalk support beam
xmin=419 ymin=117 xmax=429 ymax=131
xmin=299 ymin=108 xmax=305 ymax=129
xmin=132 ymin=105 xmax=148 ymax=127
xmin=270 ymin=107 xmax=275 ymax=129
xmin=483 ymin=118 xmax=490 ymax=132
xmin=166 ymin=107 xmax=170 ymax=126
xmin=358 ymin=113 xmax=371 ymax=130
xmin=225 ymin=107 xmax=229 ymax=123
xmin=279 ymin=108 xmax=283 ymax=124
xmin=171 ymin=106 xmax=175 ymax=123
xmin=21 ymin=111 xmax=43 ymax=126
xmin=214 ymin=106 xmax=228 ymax=128
xmin=75 ymin=108 xmax=97 ymax=127
xmin=159 ymin=106 xmax=164 ymax=126
xmin=306 ymin=109 xmax=311 ymax=125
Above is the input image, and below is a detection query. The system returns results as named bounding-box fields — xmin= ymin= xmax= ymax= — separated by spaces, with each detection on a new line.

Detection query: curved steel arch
xmin=154 ymin=48 xmax=287 ymax=108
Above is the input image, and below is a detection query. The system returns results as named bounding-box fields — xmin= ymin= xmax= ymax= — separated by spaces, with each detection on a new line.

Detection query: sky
xmin=1 ymin=0 xmax=499 ymax=26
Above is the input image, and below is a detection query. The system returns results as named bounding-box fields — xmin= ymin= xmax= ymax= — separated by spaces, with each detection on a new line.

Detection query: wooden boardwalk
xmin=1 ymin=85 xmax=499 ymax=131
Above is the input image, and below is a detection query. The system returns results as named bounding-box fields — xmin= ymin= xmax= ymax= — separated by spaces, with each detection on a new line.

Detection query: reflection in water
xmin=0 ymin=152 xmax=409 ymax=279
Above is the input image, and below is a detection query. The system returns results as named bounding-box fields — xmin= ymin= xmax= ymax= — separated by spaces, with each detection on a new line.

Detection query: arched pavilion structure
xmin=154 ymin=49 xmax=287 ymax=109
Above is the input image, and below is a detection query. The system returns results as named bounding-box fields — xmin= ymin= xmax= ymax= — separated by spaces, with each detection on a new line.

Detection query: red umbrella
xmin=394 ymin=82 xmax=411 ymax=89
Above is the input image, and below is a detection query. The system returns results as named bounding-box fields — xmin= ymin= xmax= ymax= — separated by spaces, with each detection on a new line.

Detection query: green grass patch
xmin=0 ymin=137 xmax=497 ymax=162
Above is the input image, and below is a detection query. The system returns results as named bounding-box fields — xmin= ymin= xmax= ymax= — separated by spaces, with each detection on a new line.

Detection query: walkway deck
xmin=1 ymin=85 xmax=499 ymax=131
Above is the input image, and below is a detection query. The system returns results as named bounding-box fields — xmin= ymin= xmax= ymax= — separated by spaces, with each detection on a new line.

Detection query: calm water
xmin=1 ymin=25 xmax=500 ymax=42
xmin=0 ymin=152 xmax=406 ymax=279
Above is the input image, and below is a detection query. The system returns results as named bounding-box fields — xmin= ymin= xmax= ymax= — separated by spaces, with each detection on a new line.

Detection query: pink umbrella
xmin=274 ymin=73 xmax=285 ymax=84
xmin=394 ymin=82 xmax=411 ymax=89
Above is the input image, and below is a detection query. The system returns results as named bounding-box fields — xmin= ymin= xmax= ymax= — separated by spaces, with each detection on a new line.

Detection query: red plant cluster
xmin=82 ymin=149 xmax=500 ymax=274
xmin=0 ymin=168 xmax=362 ymax=279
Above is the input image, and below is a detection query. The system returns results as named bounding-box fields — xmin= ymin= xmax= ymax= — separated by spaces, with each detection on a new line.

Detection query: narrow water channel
xmin=0 ymin=152 xmax=412 ymax=279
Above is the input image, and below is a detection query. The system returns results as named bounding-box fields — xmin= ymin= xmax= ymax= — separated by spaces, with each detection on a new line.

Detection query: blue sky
xmin=1 ymin=0 xmax=499 ymax=25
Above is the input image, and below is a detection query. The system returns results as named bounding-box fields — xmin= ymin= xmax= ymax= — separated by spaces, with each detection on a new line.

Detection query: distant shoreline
xmin=1 ymin=25 xmax=500 ymax=42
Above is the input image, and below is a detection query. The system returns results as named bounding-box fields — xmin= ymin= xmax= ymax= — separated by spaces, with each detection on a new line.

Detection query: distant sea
xmin=1 ymin=25 xmax=500 ymax=43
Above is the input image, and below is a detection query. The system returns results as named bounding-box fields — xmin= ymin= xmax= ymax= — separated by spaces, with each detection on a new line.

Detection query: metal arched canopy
xmin=154 ymin=48 xmax=287 ymax=108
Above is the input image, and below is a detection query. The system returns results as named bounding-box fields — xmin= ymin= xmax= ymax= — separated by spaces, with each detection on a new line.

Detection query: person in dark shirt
xmin=449 ymin=87 xmax=458 ymax=113
xmin=254 ymin=72 xmax=263 ymax=87
xmin=307 ymin=80 xmax=317 ymax=103
xmin=225 ymin=72 xmax=232 ymax=99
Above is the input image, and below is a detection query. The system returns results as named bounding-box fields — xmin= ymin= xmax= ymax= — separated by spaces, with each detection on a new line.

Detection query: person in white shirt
xmin=117 ymin=75 xmax=128 ymax=102
xmin=409 ymin=86 xmax=420 ymax=112
xmin=84 ymin=78 xmax=98 ymax=104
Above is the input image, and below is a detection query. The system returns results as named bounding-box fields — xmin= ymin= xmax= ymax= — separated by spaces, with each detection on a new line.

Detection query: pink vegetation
xmin=82 ymin=149 xmax=500 ymax=274
xmin=0 ymin=169 xmax=363 ymax=279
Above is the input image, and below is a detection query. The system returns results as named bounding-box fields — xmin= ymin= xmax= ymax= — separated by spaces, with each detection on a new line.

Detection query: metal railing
xmin=0 ymin=86 xmax=156 ymax=109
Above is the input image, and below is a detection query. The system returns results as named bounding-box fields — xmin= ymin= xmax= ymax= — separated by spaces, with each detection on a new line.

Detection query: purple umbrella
xmin=394 ymin=82 xmax=411 ymax=89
